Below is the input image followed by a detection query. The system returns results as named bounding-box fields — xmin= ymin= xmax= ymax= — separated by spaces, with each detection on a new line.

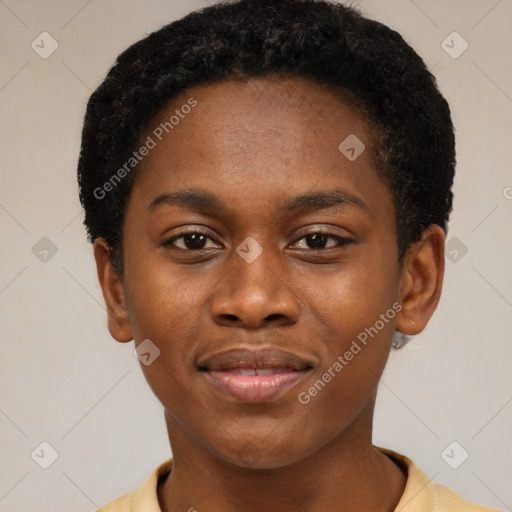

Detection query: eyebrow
xmin=282 ymin=189 xmax=368 ymax=214
xmin=148 ymin=188 xmax=368 ymax=215
xmin=149 ymin=190 xmax=225 ymax=214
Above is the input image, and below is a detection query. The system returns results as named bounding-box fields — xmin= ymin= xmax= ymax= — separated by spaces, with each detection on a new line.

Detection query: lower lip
xmin=204 ymin=370 xmax=309 ymax=403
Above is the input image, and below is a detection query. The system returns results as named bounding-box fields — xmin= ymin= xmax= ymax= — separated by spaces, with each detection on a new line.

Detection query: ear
xmin=93 ymin=239 xmax=133 ymax=343
xmin=396 ymin=225 xmax=445 ymax=336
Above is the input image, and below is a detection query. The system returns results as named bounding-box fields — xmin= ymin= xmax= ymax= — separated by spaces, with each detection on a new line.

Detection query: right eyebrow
xmin=148 ymin=190 xmax=227 ymax=214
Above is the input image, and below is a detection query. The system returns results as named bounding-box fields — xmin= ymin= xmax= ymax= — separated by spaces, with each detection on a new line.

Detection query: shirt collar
xmin=129 ymin=448 xmax=432 ymax=512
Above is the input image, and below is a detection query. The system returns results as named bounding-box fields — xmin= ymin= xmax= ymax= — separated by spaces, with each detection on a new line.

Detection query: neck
xmin=158 ymin=398 xmax=406 ymax=512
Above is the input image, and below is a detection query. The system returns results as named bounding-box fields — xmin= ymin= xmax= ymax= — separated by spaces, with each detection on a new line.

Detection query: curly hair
xmin=77 ymin=0 xmax=455 ymax=274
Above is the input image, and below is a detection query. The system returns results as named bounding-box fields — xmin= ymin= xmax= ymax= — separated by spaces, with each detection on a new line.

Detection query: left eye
xmin=291 ymin=233 xmax=350 ymax=250
xmin=164 ymin=232 xmax=220 ymax=250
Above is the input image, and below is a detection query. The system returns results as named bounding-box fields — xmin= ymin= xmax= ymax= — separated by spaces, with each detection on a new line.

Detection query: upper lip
xmin=197 ymin=347 xmax=315 ymax=372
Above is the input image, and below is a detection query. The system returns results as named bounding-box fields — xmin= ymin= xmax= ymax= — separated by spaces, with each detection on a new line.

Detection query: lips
xmin=198 ymin=347 xmax=314 ymax=403
xmin=197 ymin=346 xmax=313 ymax=373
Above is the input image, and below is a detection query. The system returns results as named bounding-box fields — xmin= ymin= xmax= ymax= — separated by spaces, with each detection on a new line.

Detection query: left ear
xmin=396 ymin=225 xmax=445 ymax=336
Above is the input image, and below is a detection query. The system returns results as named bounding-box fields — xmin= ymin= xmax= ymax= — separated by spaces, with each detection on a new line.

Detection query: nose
xmin=210 ymin=247 xmax=300 ymax=330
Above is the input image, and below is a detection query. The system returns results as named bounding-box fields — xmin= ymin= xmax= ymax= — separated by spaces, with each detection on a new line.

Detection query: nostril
xmin=265 ymin=313 xmax=284 ymax=322
xmin=220 ymin=314 xmax=240 ymax=323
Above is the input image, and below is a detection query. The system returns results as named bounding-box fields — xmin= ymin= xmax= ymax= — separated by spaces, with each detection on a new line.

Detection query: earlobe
xmin=93 ymin=239 xmax=133 ymax=343
xmin=396 ymin=225 xmax=445 ymax=336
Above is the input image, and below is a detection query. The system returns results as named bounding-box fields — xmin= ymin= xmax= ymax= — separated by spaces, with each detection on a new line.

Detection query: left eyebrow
xmin=281 ymin=189 xmax=369 ymax=214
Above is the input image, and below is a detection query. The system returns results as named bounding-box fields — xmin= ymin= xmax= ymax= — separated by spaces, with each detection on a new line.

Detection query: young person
xmin=77 ymin=0 xmax=498 ymax=510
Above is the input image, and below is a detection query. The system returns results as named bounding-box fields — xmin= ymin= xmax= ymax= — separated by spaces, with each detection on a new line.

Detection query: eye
xmin=290 ymin=232 xmax=353 ymax=250
xmin=163 ymin=230 xmax=221 ymax=251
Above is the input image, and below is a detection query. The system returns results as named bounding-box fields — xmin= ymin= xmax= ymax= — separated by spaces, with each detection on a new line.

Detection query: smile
xmin=198 ymin=347 xmax=314 ymax=403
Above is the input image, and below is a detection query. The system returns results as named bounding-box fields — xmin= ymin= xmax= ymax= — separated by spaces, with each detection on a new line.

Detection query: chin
xmin=209 ymin=434 xmax=316 ymax=470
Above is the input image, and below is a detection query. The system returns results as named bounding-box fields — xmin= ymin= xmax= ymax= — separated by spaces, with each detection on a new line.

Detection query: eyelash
xmin=164 ymin=229 xmax=220 ymax=251
xmin=163 ymin=229 xmax=353 ymax=251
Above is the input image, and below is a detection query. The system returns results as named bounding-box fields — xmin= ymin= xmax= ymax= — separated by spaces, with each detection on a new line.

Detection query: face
xmin=115 ymin=77 xmax=406 ymax=468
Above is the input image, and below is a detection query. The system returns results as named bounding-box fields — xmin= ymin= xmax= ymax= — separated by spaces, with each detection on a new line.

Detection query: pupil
xmin=185 ymin=234 xmax=206 ymax=249
xmin=307 ymin=234 xmax=327 ymax=249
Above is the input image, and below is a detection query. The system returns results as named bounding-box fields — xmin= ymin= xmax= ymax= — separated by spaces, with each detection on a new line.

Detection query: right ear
xmin=93 ymin=239 xmax=133 ymax=343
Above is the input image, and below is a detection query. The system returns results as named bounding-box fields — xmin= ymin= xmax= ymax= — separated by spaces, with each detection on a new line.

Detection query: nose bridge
xmin=230 ymin=237 xmax=283 ymax=301
xmin=210 ymin=237 xmax=300 ymax=328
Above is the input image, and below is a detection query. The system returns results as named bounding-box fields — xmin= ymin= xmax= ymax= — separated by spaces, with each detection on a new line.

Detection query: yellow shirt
xmin=98 ymin=449 xmax=499 ymax=511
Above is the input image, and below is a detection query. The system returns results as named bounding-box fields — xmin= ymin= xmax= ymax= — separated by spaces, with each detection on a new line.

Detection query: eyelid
xmin=162 ymin=227 xmax=223 ymax=249
xmin=289 ymin=226 xmax=354 ymax=245
xmin=289 ymin=235 xmax=353 ymax=251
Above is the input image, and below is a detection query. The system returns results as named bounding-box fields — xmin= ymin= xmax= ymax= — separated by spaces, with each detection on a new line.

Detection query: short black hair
xmin=77 ymin=0 xmax=455 ymax=273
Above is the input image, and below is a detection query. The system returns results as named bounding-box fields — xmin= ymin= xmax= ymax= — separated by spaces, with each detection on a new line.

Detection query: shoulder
xmin=96 ymin=459 xmax=173 ymax=512
xmin=97 ymin=491 xmax=134 ymax=512
xmin=377 ymin=448 xmax=500 ymax=512
xmin=426 ymin=482 xmax=501 ymax=512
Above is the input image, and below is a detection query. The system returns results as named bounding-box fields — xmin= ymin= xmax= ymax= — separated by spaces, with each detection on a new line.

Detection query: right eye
xmin=162 ymin=230 xmax=222 ymax=251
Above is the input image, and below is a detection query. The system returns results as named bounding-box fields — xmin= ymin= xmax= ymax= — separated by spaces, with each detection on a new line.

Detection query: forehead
xmin=163 ymin=76 xmax=370 ymax=158
xmin=129 ymin=76 xmax=390 ymax=219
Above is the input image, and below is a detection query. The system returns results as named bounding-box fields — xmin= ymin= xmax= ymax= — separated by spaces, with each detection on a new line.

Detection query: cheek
xmin=308 ymin=253 xmax=399 ymax=342
xmin=298 ymin=257 xmax=399 ymax=409
xmin=124 ymin=249 xmax=202 ymax=338
xmin=122 ymin=264 xmax=195 ymax=397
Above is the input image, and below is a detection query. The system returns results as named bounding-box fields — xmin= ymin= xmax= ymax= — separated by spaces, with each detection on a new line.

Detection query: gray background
xmin=1 ymin=0 xmax=511 ymax=511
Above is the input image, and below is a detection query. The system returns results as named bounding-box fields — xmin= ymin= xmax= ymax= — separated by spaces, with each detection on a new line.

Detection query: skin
xmin=94 ymin=76 xmax=445 ymax=512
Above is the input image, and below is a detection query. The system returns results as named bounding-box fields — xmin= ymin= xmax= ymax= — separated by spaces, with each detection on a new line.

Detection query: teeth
xmin=229 ymin=368 xmax=291 ymax=375
xmin=255 ymin=368 xmax=274 ymax=375
xmin=239 ymin=369 xmax=257 ymax=376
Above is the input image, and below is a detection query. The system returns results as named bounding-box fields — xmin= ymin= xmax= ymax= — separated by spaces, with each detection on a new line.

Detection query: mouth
xmin=197 ymin=347 xmax=314 ymax=403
